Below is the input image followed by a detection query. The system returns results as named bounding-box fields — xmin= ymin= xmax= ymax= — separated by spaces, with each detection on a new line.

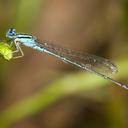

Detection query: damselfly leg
xmin=10 ymin=41 xmax=24 ymax=59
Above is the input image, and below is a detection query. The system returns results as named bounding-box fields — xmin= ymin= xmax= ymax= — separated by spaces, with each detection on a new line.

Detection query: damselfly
xmin=6 ymin=28 xmax=128 ymax=90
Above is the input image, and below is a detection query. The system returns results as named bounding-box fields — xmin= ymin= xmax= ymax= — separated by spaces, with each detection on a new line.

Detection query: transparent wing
xmin=37 ymin=40 xmax=118 ymax=76
xmin=36 ymin=41 xmax=128 ymax=90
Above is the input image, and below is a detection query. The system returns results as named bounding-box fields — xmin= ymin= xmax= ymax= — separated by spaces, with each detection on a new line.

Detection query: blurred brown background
xmin=0 ymin=0 xmax=128 ymax=128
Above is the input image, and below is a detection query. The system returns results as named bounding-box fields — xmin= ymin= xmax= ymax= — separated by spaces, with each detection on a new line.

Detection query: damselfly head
xmin=6 ymin=28 xmax=16 ymax=39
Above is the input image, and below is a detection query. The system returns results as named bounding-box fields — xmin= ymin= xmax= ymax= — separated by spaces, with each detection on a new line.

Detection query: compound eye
xmin=9 ymin=28 xmax=16 ymax=35
xmin=6 ymin=28 xmax=16 ymax=38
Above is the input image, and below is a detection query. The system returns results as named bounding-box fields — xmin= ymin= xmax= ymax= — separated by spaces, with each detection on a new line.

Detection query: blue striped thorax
xmin=6 ymin=28 xmax=37 ymax=47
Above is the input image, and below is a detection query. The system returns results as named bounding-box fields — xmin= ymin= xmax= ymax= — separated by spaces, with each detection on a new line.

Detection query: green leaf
xmin=0 ymin=42 xmax=13 ymax=60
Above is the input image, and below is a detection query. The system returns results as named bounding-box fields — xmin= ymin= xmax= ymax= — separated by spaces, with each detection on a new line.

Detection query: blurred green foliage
xmin=0 ymin=0 xmax=128 ymax=128
xmin=0 ymin=58 xmax=128 ymax=128
xmin=15 ymin=0 xmax=44 ymax=31
xmin=121 ymin=0 xmax=128 ymax=32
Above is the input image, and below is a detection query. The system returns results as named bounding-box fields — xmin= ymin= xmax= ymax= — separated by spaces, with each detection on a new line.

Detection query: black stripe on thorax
xmin=16 ymin=33 xmax=34 ymax=39
xmin=17 ymin=36 xmax=32 ymax=39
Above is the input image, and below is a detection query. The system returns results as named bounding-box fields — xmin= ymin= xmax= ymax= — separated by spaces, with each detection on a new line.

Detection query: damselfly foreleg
xmin=10 ymin=41 xmax=24 ymax=59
